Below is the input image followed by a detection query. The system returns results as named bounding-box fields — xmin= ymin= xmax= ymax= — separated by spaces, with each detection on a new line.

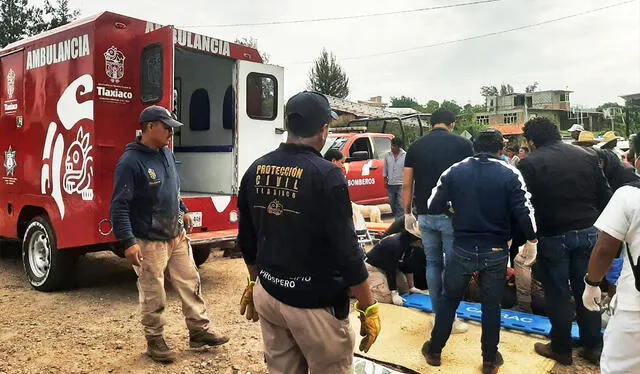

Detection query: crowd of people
xmin=111 ymin=94 xmax=640 ymax=374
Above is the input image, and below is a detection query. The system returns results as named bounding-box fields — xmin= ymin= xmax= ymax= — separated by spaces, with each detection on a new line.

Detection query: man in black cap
xmin=237 ymin=91 xmax=380 ymax=373
xmin=111 ymin=105 xmax=229 ymax=363
xmin=423 ymin=129 xmax=538 ymax=374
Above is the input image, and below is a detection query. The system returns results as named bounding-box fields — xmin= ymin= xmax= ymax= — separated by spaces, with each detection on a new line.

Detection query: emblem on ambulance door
xmin=267 ymin=199 xmax=283 ymax=216
xmin=6 ymin=69 xmax=15 ymax=99
xmin=104 ymin=46 xmax=125 ymax=83
xmin=4 ymin=146 xmax=16 ymax=176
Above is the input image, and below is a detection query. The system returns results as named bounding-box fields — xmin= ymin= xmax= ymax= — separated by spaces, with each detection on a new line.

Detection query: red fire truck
xmin=0 ymin=11 xmax=285 ymax=291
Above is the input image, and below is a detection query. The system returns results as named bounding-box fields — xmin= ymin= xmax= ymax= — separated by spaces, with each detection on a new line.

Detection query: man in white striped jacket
xmin=422 ymin=129 xmax=538 ymax=374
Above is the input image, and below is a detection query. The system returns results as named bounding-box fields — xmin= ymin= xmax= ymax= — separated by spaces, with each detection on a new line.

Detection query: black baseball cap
xmin=285 ymin=92 xmax=338 ymax=137
xmin=139 ymin=105 xmax=184 ymax=128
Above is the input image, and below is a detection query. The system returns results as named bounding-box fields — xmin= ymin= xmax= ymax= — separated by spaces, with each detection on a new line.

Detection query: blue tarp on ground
xmin=403 ymin=293 xmax=587 ymax=341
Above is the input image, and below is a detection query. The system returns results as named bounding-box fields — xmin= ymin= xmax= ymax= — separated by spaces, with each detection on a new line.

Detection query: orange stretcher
xmin=365 ymin=222 xmax=391 ymax=237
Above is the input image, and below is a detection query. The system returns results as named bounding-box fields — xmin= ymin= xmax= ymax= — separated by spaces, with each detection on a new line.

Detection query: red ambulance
xmin=0 ymin=11 xmax=285 ymax=290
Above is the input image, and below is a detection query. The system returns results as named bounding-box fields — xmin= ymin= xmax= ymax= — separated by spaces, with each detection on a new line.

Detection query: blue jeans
xmin=418 ymin=214 xmax=454 ymax=314
xmin=429 ymin=243 xmax=508 ymax=361
xmin=537 ymin=227 xmax=603 ymax=353
xmin=387 ymin=185 xmax=403 ymax=219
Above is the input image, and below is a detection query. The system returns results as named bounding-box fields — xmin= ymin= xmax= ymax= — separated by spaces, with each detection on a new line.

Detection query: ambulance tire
xmin=192 ymin=245 xmax=210 ymax=267
xmin=22 ymin=216 xmax=76 ymax=292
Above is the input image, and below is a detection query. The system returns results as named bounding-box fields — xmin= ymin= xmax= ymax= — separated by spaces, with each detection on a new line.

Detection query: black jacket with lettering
xmin=237 ymin=143 xmax=368 ymax=309
xmin=110 ymin=139 xmax=188 ymax=250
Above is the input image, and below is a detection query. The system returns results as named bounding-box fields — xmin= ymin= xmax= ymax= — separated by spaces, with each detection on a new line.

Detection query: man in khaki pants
xmin=111 ymin=106 xmax=229 ymax=363
xmin=237 ymin=92 xmax=381 ymax=374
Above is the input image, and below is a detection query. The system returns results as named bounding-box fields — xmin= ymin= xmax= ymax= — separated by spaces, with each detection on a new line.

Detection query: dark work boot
xmin=189 ymin=330 xmax=230 ymax=348
xmin=579 ymin=347 xmax=602 ymax=365
xmin=483 ymin=351 xmax=504 ymax=374
xmin=146 ymin=336 xmax=176 ymax=363
xmin=422 ymin=341 xmax=441 ymax=366
xmin=534 ymin=342 xmax=572 ymax=365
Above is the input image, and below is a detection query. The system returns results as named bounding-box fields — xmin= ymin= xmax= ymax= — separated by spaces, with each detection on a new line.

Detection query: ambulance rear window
xmin=141 ymin=43 xmax=163 ymax=104
xmin=246 ymin=73 xmax=277 ymax=121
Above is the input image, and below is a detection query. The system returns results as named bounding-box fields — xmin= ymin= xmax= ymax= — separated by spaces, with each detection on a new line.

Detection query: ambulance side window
xmin=141 ymin=43 xmax=163 ymax=104
xmin=246 ymin=73 xmax=277 ymax=120
xmin=223 ymin=85 xmax=235 ymax=130
xmin=189 ymin=88 xmax=210 ymax=131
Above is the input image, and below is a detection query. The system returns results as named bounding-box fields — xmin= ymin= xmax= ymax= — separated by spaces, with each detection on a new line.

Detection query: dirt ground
xmin=0 ymin=244 xmax=599 ymax=374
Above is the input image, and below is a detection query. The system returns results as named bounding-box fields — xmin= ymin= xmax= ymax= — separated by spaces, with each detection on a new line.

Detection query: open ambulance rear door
xmin=234 ymin=61 xmax=284 ymax=191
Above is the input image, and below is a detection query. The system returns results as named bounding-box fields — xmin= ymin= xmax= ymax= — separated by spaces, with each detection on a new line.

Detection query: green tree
xmin=454 ymin=104 xmax=488 ymax=139
xmin=598 ymin=102 xmax=637 ymax=136
xmin=500 ymin=84 xmax=514 ymax=96
xmin=480 ymin=85 xmax=499 ymax=97
xmin=0 ymin=0 xmax=41 ymax=47
xmin=525 ymin=81 xmax=539 ymax=93
xmin=234 ymin=36 xmax=270 ymax=63
xmin=390 ymin=95 xmax=425 ymax=112
xmin=425 ymin=100 xmax=440 ymax=113
xmin=440 ymin=100 xmax=462 ymax=115
xmin=307 ymin=48 xmax=350 ymax=98
xmin=1 ymin=0 xmax=79 ymax=48
xmin=42 ymin=0 xmax=80 ymax=30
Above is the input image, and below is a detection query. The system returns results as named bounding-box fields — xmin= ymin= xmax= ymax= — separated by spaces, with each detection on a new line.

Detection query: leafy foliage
xmin=307 ymin=48 xmax=350 ymax=98
xmin=525 ymin=81 xmax=539 ymax=93
xmin=389 ymin=95 xmax=425 ymax=112
xmin=0 ymin=0 xmax=79 ymax=48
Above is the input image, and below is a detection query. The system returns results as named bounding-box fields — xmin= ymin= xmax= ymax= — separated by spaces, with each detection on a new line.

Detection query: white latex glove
xmin=409 ymin=287 xmax=428 ymax=295
xmin=404 ymin=214 xmax=417 ymax=233
xmin=391 ymin=290 xmax=405 ymax=306
xmin=519 ymin=240 xmax=538 ymax=266
xmin=582 ymin=282 xmax=602 ymax=312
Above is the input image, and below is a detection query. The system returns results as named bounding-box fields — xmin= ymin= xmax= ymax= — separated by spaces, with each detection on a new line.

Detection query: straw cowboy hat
xmin=602 ymin=131 xmax=618 ymax=147
xmin=574 ymin=131 xmax=599 ymax=146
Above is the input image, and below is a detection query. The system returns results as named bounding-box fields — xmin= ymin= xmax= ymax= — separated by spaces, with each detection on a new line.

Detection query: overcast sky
xmin=50 ymin=0 xmax=640 ymax=107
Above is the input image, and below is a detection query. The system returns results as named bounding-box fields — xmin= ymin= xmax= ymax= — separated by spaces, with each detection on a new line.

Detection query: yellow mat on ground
xmin=349 ymin=303 xmax=556 ymax=373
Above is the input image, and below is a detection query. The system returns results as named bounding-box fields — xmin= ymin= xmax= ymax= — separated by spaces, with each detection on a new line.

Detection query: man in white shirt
xmin=583 ymin=182 xmax=640 ymax=373
xmin=384 ymin=137 xmax=406 ymax=219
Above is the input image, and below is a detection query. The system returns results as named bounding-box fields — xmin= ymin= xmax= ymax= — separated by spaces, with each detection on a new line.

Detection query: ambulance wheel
xmin=22 ymin=216 xmax=76 ymax=291
xmin=192 ymin=245 xmax=210 ymax=267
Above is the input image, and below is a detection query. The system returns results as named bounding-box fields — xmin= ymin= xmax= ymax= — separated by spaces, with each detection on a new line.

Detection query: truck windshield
xmin=320 ymin=137 xmax=348 ymax=156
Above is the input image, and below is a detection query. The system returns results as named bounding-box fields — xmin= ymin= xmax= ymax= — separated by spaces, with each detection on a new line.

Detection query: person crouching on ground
xmin=423 ymin=129 xmax=537 ymax=374
xmin=110 ymin=106 xmax=229 ymax=363
xmin=365 ymin=221 xmax=427 ymax=306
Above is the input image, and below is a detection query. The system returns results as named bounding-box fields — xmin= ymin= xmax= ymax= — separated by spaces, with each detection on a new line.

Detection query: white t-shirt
xmin=594 ymin=185 xmax=640 ymax=311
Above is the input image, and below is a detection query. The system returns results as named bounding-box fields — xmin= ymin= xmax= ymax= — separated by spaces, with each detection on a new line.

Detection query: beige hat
xmin=602 ymin=131 xmax=617 ymax=146
xmin=574 ymin=131 xmax=598 ymax=145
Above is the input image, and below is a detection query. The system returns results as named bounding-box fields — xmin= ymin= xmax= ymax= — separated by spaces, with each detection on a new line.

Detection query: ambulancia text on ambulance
xmin=0 ymin=11 xmax=285 ymax=291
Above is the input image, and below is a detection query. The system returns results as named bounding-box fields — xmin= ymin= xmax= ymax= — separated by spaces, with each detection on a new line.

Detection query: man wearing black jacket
xmin=237 ymin=92 xmax=380 ymax=374
xmin=422 ymin=129 xmax=537 ymax=374
xmin=518 ymin=117 xmax=611 ymax=366
xmin=111 ymin=106 xmax=229 ymax=363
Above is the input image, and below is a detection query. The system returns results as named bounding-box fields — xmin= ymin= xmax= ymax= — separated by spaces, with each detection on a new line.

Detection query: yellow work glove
xmin=354 ymin=300 xmax=381 ymax=353
xmin=239 ymin=279 xmax=259 ymax=322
